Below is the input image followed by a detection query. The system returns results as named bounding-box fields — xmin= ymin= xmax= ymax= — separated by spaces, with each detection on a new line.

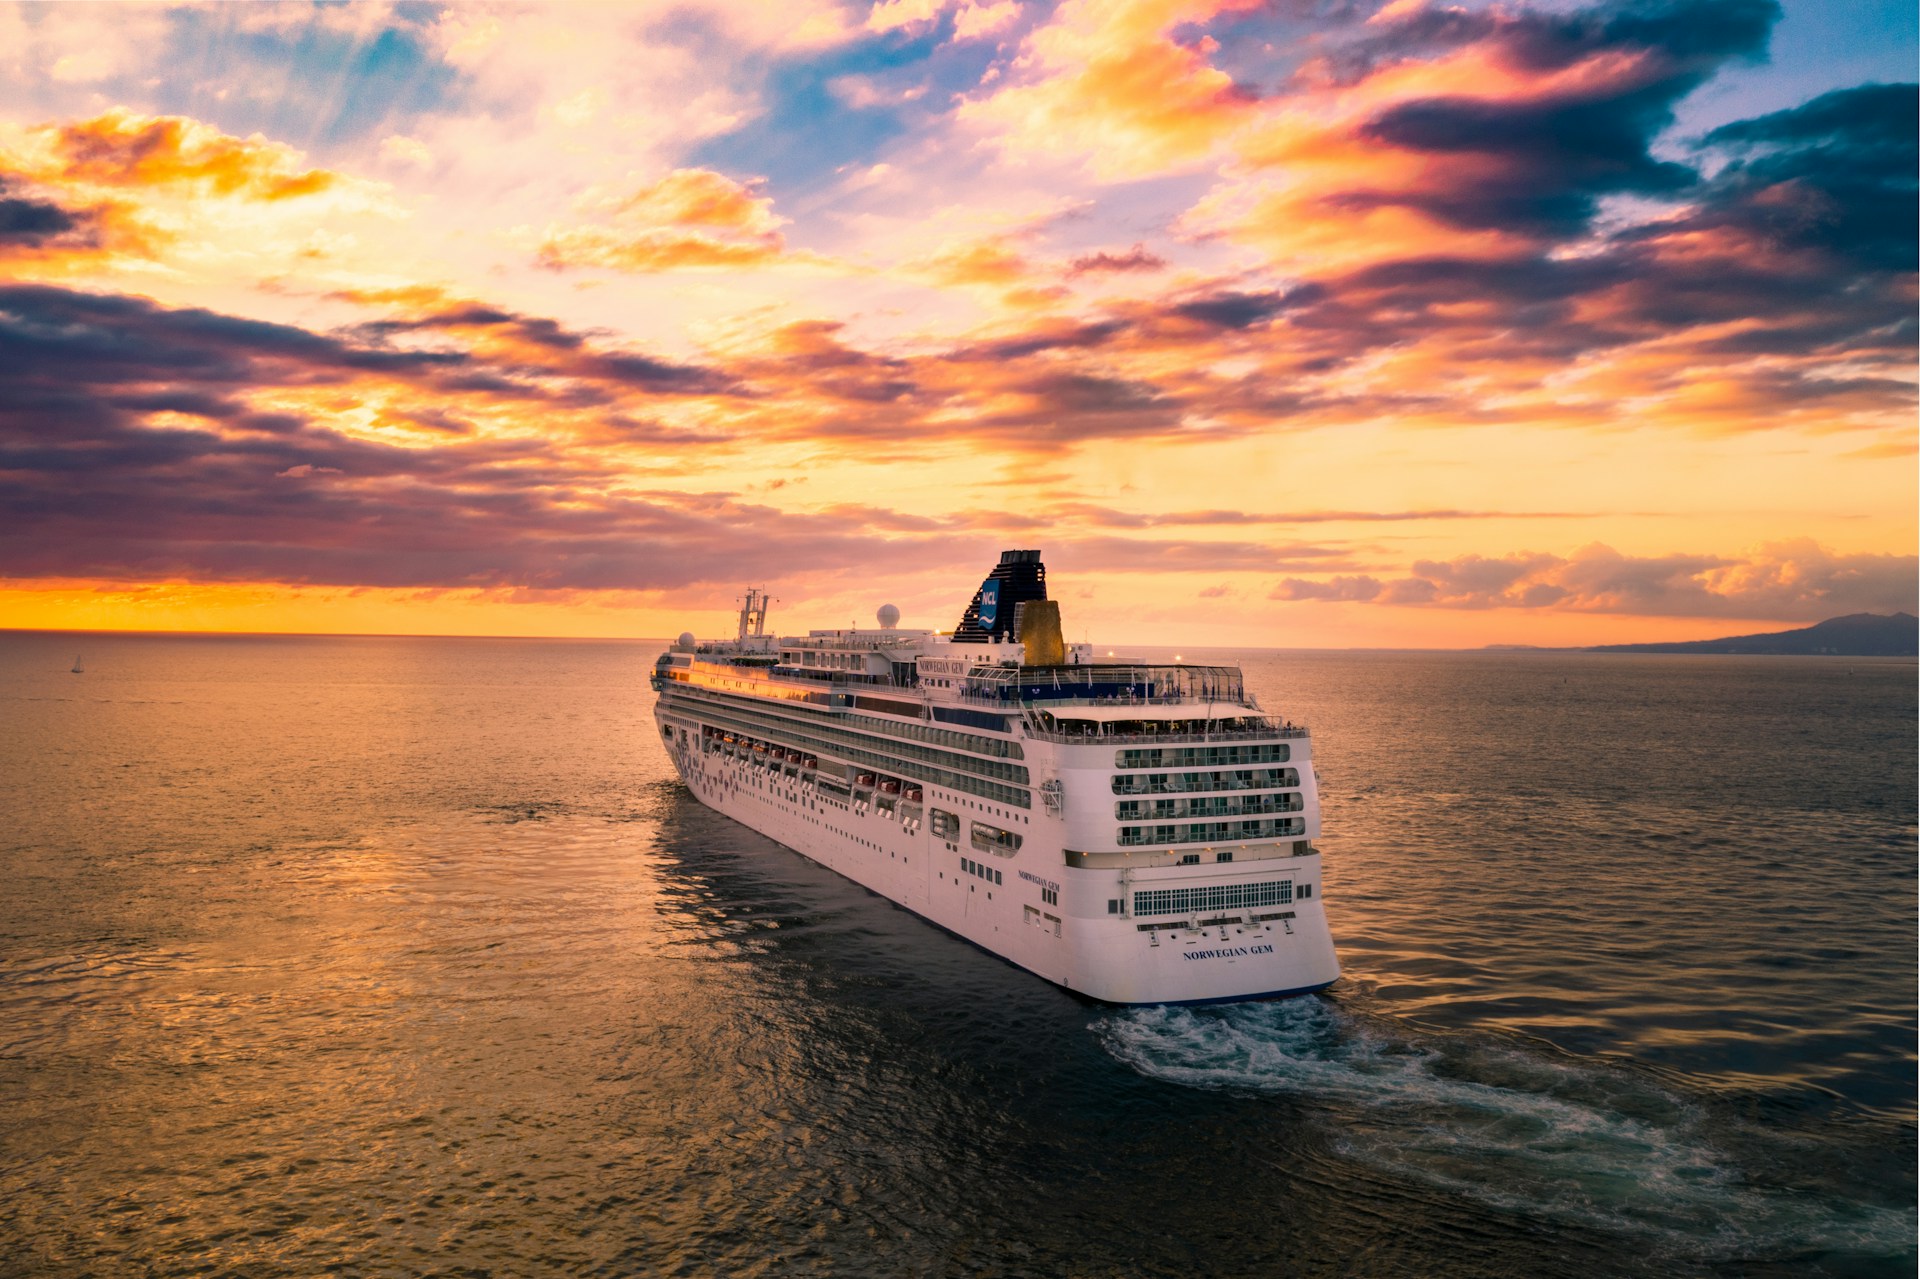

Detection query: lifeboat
xmin=802 ymin=756 xmax=818 ymax=771
xmin=855 ymin=772 xmax=877 ymax=788
xmin=905 ymin=787 xmax=923 ymax=803
xmin=879 ymin=779 xmax=901 ymax=794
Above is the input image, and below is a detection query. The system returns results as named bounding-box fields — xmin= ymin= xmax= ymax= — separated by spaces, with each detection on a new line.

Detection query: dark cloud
xmin=1170 ymin=291 xmax=1286 ymax=329
xmin=947 ymin=319 xmax=1125 ymax=362
xmin=1066 ymin=243 xmax=1167 ymax=277
xmin=1689 ymin=81 xmax=1918 ymax=272
xmin=348 ymin=303 xmax=589 ymax=351
xmin=0 ymin=176 xmax=111 ymax=256
xmin=0 ymin=194 xmax=77 ymax=244
xmin=0 ymin=284 xmax=467 ymax=384
xmin=1347 ymin=0 xmax=1777 ymax=236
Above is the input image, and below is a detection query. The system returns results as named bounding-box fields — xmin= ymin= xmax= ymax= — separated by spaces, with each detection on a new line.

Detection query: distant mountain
xmin=1587 ymin=613 xmax=1918 ymax=656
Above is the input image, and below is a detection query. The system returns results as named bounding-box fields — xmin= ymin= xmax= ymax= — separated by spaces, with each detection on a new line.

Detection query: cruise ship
xmin=650 ymin=550 xmax=1339 ymax=1004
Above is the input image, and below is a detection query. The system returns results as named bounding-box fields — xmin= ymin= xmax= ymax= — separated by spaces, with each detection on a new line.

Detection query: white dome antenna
xmin=876 ymin=603 xmax=900 ymax=629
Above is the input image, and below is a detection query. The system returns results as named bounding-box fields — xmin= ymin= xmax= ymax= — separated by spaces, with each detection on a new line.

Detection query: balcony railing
xmin=1111 ymin=769 xmax=1300 ymax=796
xmin=1021 ymin=722 xmax=1307 ymax=745
xmin=1116 ymin=819 xmax=1307 ymax=847
xmin=1117 ymin=797 xmax=1304 ymax=820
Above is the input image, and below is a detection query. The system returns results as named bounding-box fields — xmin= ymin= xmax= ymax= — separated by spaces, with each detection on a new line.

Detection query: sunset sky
xmin=1 ymin=0 xmax=1913 ymax=647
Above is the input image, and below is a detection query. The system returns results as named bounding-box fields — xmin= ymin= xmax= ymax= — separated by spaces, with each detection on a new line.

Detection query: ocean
xmin=0 ymin=632 xmax=1912 ymax=1277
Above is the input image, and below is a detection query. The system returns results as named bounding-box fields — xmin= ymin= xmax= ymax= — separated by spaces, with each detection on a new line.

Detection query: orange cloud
xmin=611 ymin=167 xmax=782 ymax=235
xmin=33 ymin=108 xmax=339 ymax=200
xmin=538 ymin=167 xmax=795 ymax=272
xmin=959 ymin=0 xmax=1264 ymax=178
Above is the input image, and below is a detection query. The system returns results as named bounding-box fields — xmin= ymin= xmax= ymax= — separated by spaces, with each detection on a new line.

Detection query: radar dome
xmin=676 ymin=631 xmax=696 ymax=650
xmin=876 ymin=604 xmax=900 ymax=629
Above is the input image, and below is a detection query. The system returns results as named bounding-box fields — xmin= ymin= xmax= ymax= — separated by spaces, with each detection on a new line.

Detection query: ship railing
xmin=1117 ymin=798 xmax=1305 ymax=819
xmin=1019 ymin=724 xmax=1309 ymax=745
xmin=1115 ymin=823 xmax=1306 ymax=847
xmin=1112 ymin=778 xmax=1298 ymax=795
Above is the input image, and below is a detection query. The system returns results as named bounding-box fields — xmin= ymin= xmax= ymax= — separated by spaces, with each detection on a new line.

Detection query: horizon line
xmin=4 ymin=623 xmax=1912 ymax=656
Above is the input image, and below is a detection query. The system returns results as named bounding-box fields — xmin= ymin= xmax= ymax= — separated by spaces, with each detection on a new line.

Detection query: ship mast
xmin=737 ymin=588 xmax=772 ymax=641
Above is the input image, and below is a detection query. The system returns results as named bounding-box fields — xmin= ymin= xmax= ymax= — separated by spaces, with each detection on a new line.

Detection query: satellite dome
xmin=876 ymin=603 xmax=900 ymax=629
xmin=676 ymin=631 xmax=696 ymax=650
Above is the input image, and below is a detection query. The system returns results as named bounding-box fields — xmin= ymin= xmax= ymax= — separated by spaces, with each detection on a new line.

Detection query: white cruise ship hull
xmin=655 ymin=717 xmax=1340 ymax=1006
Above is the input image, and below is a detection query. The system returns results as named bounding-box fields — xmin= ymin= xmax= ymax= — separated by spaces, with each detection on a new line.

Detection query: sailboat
xmin=70 ymin=654 xmax=83 ymax=674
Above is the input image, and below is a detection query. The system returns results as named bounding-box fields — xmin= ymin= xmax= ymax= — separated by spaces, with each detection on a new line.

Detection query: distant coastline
xmin=1490 ymin=612 xmax=1919 ymax=657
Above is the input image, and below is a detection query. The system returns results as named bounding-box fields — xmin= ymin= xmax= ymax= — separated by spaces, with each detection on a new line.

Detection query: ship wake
xmin=1094 ymin=999 xmax=1913 ymax=1267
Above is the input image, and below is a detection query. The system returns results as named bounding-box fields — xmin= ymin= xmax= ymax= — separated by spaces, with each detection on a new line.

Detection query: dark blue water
xmin=0 ymin=633 xmax=1912 ymax=1277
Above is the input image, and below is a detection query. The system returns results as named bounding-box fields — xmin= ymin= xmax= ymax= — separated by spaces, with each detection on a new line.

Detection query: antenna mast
xmin=737 ymin=588 xmax=772 ymax=641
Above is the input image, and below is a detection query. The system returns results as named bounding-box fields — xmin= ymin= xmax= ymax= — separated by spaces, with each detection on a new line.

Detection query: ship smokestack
xmin=1015 ymin=599 xmax=1065 ymax=666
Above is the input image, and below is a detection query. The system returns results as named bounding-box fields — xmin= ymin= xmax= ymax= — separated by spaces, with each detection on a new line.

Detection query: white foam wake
xmin=1094 ymin=1000 xmax=1913 ymax=1263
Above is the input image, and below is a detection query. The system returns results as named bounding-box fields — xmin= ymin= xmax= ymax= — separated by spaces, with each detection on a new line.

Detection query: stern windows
xmin=1134 ymin=881 xmax=1293 ymax=918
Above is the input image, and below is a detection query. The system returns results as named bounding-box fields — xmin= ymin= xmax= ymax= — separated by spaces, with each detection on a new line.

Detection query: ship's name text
xmin=1182 ymin=945 xmax=1276 ymax=961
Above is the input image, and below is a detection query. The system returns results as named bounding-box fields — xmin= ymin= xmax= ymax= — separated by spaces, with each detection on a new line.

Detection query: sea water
xmin=0 ymin=633 xmax=1911 ymax=1277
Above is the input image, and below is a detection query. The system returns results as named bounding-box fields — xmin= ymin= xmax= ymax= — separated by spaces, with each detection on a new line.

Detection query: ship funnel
xmin=952 ymin=549 xmax=1047 ymax=643
xmin=1015 ymin=600 xmax=1065 ymax=666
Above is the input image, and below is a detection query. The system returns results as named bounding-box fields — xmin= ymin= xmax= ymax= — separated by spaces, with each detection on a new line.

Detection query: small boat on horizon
xmin=70 ymin=654 xmax=83 ymax=674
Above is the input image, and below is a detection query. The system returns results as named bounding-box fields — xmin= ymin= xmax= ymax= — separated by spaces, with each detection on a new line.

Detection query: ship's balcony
xmin=1116 ymin=817 xmax=1307 ymax=847
xmin=1020 ymin=721 xmax=1308 ymax=745
xmin=1116 ymin=795 xmax=1303 ymax=821
xmin=1110 ymin=767 xmax=1301 ymax=795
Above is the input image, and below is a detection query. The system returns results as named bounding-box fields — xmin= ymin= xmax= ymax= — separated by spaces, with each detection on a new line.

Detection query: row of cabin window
xmin=1116 ymin=817 xmax=1306 ymax=846
xmin=680 ymin=696 xmax=1033 ymax=807
xmin=841 ymin=710 xmax=1024 ymax=760
xmin=672 ymin=678 xmax=1022 ymax=764
xmin=701 ymin=726 xmax=1032 ymax=810
xmin=1116 ymin=744 xmax=1290 ymax=768
xmin=1110 ymin=768 xmax=1299 ymax=795
xmin=688 ymin=691 xmax=1030 ymax=783
xmin=1115 ymin=795 xmax=1303 ymax=820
